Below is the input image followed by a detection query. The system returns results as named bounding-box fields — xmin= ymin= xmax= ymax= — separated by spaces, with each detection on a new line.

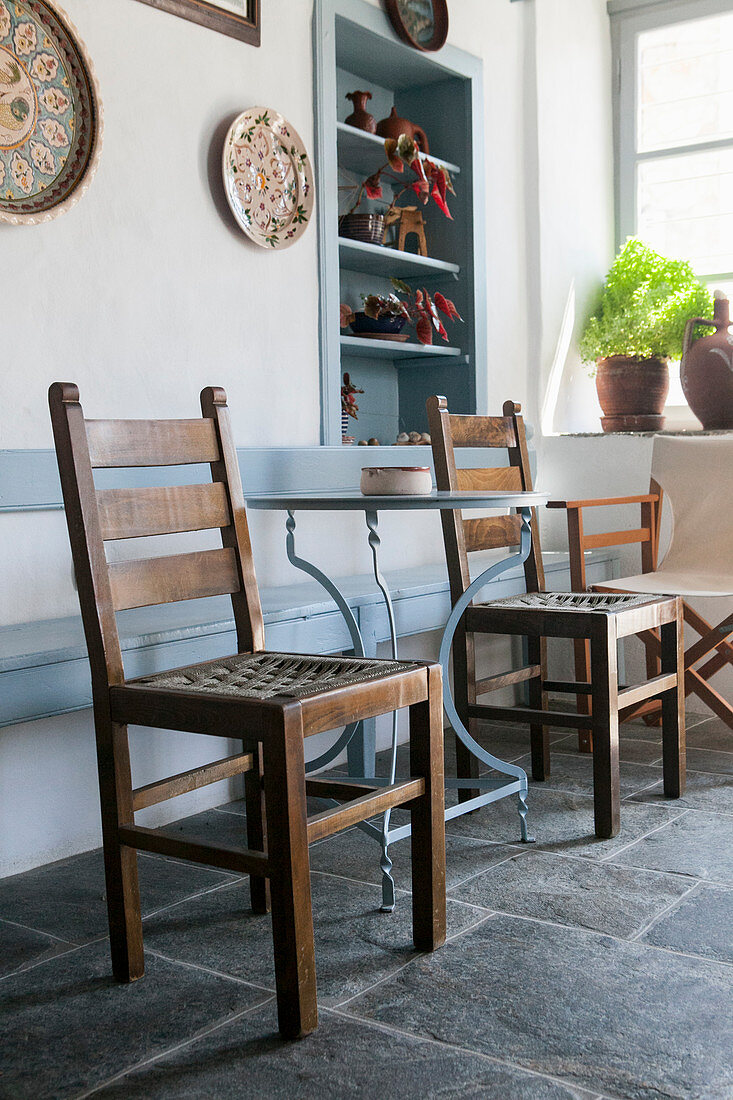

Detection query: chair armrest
xmin=546 ymin=493 xmax=659 ymax=510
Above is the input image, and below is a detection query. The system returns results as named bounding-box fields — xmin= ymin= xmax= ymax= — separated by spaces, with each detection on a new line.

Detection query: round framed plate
xmin=384 ymin=0 xmax=448 ymax=52
xmin=0 ymin=0 xmax=102 ymax=224
xmin=222 ymin=107 xmax=314 ymax=249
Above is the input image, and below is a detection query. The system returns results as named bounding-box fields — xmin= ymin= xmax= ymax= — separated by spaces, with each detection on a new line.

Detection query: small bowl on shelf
xmin=349 ymin=312 xmax=407 ymax=340
xmin=360 ymin=466 xmax=433 ymax=496
xmin=339 ymin=213 xmax=386 ymax=246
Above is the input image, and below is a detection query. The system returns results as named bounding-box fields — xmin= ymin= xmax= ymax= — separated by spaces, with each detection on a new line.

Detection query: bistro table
xmin=246 ymin=487 xmax=549 ymax=910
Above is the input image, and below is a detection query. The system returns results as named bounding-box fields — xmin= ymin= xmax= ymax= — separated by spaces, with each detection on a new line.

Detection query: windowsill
xmin=557 ymin=429 xmax=732 ymax=437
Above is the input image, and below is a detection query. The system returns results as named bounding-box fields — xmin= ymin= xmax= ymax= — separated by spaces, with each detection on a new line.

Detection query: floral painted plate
xmin=0 ymin=0 xmax=102 ymax=224
xmin=222 ymin=107 xmax=313 ymax=249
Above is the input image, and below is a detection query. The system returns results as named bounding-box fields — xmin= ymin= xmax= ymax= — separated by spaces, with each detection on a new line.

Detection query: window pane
xmin=637 ymin=147 xmax=733 ymax=275
xmin=638 ymin=12 xmax=733 ymax=153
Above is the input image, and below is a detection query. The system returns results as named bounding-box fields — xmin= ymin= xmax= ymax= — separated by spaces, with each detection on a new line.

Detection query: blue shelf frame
xmin=313 ymin=0 xmax=487 ymax=444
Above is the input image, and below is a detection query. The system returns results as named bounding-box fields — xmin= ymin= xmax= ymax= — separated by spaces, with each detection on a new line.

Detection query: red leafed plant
xmin=341 ymin=278 xmax=462 ymax=346
xmin=344 ymin=134 xmax=455 ymax=221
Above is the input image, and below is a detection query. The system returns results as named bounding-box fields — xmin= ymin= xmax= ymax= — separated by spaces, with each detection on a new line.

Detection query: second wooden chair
xmin=427 ymin=395 xmax=685 ymax=838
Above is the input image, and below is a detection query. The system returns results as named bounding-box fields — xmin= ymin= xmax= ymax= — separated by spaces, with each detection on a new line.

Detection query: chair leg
xmin=262 ymin=707 xmax=317 ymax=1040
xmin=527 ymin=635 xmax=550 ymax=780
xmin=409 ymin=665 xmax=447 ymax=952
xmin=660 ymin=609 xmax=686 ymax=798
xmin=574 ymin=638 xmax=593 ymax=753
xmin=96 ymin=718 xmax=144 ymax=982
xmin=590 ymin=625 xmax=620 ymax=839
xmin=244 ymin=742 xmax=270 ymax=914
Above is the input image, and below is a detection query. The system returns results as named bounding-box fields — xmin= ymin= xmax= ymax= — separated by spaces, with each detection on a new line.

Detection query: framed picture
xmin=136 ymin=0 xmax=260 ymax=46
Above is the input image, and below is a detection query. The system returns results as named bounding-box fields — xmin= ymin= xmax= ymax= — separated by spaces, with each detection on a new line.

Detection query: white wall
xmin=1 ymin=0 xmax=620 ymax=876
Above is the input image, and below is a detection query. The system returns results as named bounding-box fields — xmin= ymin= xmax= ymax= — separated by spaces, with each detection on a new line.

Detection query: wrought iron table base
xmin=285 ymin=506 xmax=535 ymax=911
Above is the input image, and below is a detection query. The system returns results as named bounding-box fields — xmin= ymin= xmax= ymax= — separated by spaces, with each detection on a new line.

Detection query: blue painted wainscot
xmin=0 ymin=443 xmax=620 ymax=728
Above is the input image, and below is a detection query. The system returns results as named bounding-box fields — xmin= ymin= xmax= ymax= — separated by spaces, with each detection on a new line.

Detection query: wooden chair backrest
xmin=426 ymin=395 xmax=546 ymax=605
xmin=49 ymin=383 xmax=265 ymax=691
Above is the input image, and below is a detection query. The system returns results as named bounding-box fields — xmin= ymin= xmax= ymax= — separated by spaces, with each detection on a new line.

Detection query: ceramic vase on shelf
xmin=595 ymin=356 xmax=669 ymax=432
xmin=681 ymin=295 xmax=733 ymax=430
xmin=345 ymin=91 xmax=376 ymax=134
xmin=375 ymin=106 xmax=429 ymax=153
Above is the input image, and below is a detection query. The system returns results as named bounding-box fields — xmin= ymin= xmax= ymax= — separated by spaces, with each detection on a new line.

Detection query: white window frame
xmin=610 ymin=0 xmax=733 ymax=282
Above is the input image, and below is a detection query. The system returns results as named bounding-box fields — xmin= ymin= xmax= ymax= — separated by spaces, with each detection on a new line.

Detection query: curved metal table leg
xmin=365 ymin=510 xmax=399 ymax=912
xmin=438 ymin=507 xmax=536 ymax=842
xmin=285 ymin=511 xmax=364 ymax=775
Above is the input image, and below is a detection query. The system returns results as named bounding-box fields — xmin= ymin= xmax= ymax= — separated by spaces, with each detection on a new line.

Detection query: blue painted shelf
xmin=336 ymin=121 xmax=461 ymax=178
xmin=338 ymin=238 xmax=460 ymax=279
xmin=315 ymin=0 xmax=487 ymax=445
xmin=340 ymin=335 xmax=462 ymax=361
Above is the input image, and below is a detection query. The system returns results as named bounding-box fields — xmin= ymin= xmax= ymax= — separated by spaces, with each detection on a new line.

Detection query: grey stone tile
xmin=309 ymin=826 xmax=521 ymax=891
xmin=443 ymin=784 xmax=684 ymax=861
xmin=641 ymin=883 xmax=733 ymax=964
xmin=618 ymin=720 xmax=662 ymax=744
xmin=614 ymin=811 xmax=733 ymax=884
xmin=143 ymin=873 xmax=480 ymax=1006
xmin=628 ymin=769 xmax=733 ymax=816
xmin=552 ymin=734 xmax=663 ymax=766
xmin=0 ymin=919 xmax=74 ymax=979
xmin=349 ymin=914 xmax=733 ymax=1099
xmin=95 ymin=1002 xmax=596 ymax=1100
xmin=449 ymin=850 xmax=691 ymax=938
xmin=0 ymin=940 xmax=267 ymax=1099
xmin=0 ymin=849 xmax=236 ymax=945
xmin=515 ymin=751 xmax=663 ymax=799
xmin=684 ymin=746 xmax=733 ymax=775
xmin=686 ymin=716 xmax=733 ymax=753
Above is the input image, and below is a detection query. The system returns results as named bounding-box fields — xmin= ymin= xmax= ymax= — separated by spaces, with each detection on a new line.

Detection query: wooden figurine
xmin=384 ymin=206 xmax=428 ymax=256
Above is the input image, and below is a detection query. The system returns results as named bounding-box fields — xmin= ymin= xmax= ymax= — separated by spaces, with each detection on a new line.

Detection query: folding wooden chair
xmin=49 ymin=382 xmax=446 ymax=1040
xmin=550 ymin=435 xmax=733 ymax=749
xmin=427 ymin=395 xmax=686 ymax=838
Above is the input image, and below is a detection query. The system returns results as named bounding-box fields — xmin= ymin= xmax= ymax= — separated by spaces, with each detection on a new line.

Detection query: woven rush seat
xmin=133 ymin=652 xmax=417 ymax=700
xmin=480 ymin=592 xmax=663 ymax=613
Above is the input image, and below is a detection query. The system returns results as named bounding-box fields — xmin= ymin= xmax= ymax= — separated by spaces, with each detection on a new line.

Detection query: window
xmin=611 ymin=0 xmax=733 ymax=415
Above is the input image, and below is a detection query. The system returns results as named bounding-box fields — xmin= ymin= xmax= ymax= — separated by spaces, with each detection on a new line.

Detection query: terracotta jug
xmin=375 ymin=106 xmax=429 ymax=153
xmin=345 ymin=91 xmax=376 ymax=134
xmin=681 ymin=295 xmax=733 ymax=430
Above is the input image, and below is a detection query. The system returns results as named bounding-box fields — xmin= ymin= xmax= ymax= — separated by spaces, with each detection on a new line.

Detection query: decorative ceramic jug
xmin=375 ymin=106 xmax=430 ymax=153
xmin=681 ymin=295 xmax=733 ymax=430
xmin=345 ymin=91 xmax=376 ymax=134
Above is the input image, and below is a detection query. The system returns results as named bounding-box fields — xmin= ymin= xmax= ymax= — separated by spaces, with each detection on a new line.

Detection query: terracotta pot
xmin=681 ymin=296 xmax=733 ymax=429
xmin=375 ymin=106 xmax=429 ymax=153
xmin=595 ymin=356 xmax=669 ymax=432
xmin=345 ymin=91 xmax=376 ymax=134
xmin=338 ymin=213 xmax=385 ymax=246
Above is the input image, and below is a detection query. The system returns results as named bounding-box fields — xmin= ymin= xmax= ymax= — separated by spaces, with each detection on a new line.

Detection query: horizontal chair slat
xmin=306 ymin=778 xmax=424 ymax=843
xmin=86 ymin=418 xmax=220 ymax=468
xmin=475 ymin=665 xmax=541 ymax=694
xmin=97 ymin=482 xmax=231 ymax=540
xmin=456 ymin=467 xmax=523 ymax=492
xmin=132 ymin=751 xmax=253 ymax=811
xmin=118 ymin=824 xmax=268 ymax=875
xmin=447 ymin=415 xmax=516 ymax=449
xmin=618 ymin=673 xmax=677 ymax=711
xmin=467 ymin=703 xmax=591 ymax=728
xmin=583 ymin=528 xmax=650 ymax=549
xmin=464 ymin=514 xmax=522 ymax=552
xmin=109 ymin=547 xmax=240 ymax=610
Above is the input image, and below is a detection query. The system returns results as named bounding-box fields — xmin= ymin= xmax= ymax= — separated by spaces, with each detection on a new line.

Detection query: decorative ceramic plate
xmin=222 ymin=107 xmax=313 ymax=249
xmin=0 ymin=0 xmax=102 ymax=224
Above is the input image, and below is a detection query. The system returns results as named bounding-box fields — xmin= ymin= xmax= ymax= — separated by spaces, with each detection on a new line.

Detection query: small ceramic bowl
xmin=360 ymin=466 xmax=433 ymax=496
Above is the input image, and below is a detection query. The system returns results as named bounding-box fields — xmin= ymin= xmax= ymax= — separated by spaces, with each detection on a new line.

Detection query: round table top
xmin=244 ymin=489 xmax=549 ymax=511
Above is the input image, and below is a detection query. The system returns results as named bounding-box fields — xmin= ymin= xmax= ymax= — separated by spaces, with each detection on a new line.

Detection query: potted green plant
xmin=579 ymin=238 xmax=713 ymax=431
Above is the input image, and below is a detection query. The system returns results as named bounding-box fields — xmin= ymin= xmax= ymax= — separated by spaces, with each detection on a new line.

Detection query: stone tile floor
xmin=1 ymin=712 xmax=731 ymax=1099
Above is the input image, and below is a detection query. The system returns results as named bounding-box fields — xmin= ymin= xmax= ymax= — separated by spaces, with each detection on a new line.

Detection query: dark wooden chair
xmin=427 ymin=395 xmax=685 ymax=839
xmin=49 ymin=382 xmax=446 ymax=1040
